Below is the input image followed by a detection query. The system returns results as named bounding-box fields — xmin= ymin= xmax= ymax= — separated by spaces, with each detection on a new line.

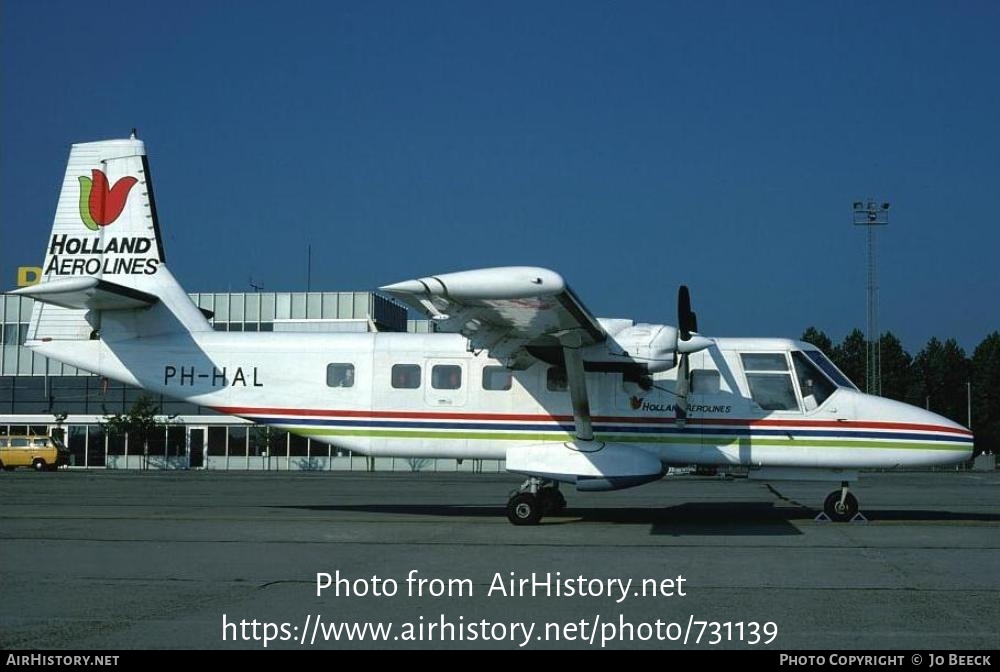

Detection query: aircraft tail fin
xmin=13 ymin=136 xmax=210 ymax=341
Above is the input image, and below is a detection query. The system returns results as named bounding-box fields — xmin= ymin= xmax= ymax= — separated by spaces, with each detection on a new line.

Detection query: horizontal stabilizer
xmin=13 ymin=276 xmax=159 ymax=311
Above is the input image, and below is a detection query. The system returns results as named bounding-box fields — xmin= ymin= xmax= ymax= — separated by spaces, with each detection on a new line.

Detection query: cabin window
xmin=483 ymin=366 xmax=514 ymax=392
xmin=792 ymin=351 xmax=835 ymax=410
xmin=326 ymin=363 xmax=355 ymax=388
xmin=431 ymin=365 xmax=463 ymax=390
xmin=546 ymin=367 xmax=567 ymax=392
xmin=691 ymin=370 xmax=721 ymax=395
xmin=482 ymin=366 xmax=512 ymax=391
xmin=391 ymin=364 xmax=421 ymax=389
xmin=741 ymin=353 xmax=799 ymax=411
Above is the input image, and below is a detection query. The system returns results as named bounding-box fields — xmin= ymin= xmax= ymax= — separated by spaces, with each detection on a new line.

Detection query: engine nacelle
xmin=583 ymin=320 xmax=679 ymax=373
xmin=505 ymin=442 xmax=665 ymax=492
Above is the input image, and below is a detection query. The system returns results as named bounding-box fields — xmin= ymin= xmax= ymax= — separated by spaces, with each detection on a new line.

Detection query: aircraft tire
xmin=539 ymin=489 xmax=567 ymax=515
xmin=823 ymin=490 xmax=859 ymax=523
xmin=507 ymin=493 xmax=543 ymax=526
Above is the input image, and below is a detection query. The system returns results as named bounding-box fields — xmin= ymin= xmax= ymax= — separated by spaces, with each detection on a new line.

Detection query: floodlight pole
xmin=967 ymin=381 xmax=972 ymax=429
xmin=852 ymin=199 xmax=889 ymax=396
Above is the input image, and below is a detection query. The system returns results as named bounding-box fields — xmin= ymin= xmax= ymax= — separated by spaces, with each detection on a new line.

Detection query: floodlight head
xmin=853 ymin=201 xmax=863 ymax=210
xmin=881 ymin=202 xmax=890 ymax=210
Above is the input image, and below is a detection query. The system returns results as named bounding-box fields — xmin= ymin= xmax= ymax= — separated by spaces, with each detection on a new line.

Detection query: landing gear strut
xmin=506 ymin=478 xmax=565 ymax=526
xmin=822 ymin=481 xmax=860 ymax=522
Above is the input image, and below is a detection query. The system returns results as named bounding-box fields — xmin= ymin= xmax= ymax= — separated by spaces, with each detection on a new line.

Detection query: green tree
xmin=833 ymin=329 xmax=867 ymax=391
xmin=102 ymin=395 xmax=173 ymax=465
xmin=801 ymin=327 xmax=834 ymax=354
xmin=971 ymin=331 xmax=1000 ymax=455
xmin=878 ymin=331 xmax=913 ymax=402
xmin=911 ymin=338 xmax=969 ymax=425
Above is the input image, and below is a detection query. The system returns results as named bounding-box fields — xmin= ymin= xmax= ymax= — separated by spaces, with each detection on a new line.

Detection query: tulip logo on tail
xmin=78 ymin=169 xmax=137 ymax=230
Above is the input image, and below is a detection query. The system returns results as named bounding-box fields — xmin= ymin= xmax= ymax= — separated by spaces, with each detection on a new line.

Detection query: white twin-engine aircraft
xmin=13 ymin=137 xmax=974 ymax=525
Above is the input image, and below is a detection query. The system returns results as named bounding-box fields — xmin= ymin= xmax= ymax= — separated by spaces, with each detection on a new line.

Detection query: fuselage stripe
xmin=214 ymin=406 xmax=971 ymax=437
xmin=241 ymin=415 xmax=972 ymax=444
xmin=287 ymin=427 xmax=970 ymax=451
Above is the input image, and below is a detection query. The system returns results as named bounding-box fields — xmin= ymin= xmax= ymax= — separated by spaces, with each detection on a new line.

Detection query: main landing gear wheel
xmin=538 ymin=488 xmax=567 ymax=515
xmin=823 ymin=489 xmax=859 ymax=523
xmin=507 ymin=477 xmax=563 ymax=525
xmin=507 ymin=493 xmax=543 ymax=526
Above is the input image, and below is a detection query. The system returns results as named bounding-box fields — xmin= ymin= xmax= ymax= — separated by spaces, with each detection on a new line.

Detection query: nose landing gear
xmin=822 ymin=481 xmax=861 ymax=522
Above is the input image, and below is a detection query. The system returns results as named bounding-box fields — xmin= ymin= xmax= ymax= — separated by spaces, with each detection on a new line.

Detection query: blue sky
xmin=2 ymin=1 xmax=998 ymax=353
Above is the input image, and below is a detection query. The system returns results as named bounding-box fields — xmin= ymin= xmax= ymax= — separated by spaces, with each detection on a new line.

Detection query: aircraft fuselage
xmin=31 ymin=330 xmax=973 ymax=470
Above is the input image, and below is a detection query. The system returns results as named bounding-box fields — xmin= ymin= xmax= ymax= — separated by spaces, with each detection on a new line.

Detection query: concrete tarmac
xmin=1 ymin=469 xmax=997 ymax=650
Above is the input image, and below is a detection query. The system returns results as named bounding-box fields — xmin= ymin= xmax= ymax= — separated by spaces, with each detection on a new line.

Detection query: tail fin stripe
xmin=140 ymin=155 xmax=166 ymax=263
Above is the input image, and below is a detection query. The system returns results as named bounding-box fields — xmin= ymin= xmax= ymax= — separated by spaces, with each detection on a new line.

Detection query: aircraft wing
xmin=380 ymin=267 xmax=606 ymax=367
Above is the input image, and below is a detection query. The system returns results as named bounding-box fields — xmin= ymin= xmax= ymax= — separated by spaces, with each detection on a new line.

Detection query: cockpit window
xmin=740 ymin=353 xmax=789 ymax=372
xmin=792 ymin=351 xmax=836 ymax=410
xmin=740 ymin=353 xmax=799 ymax=411
xmin=803 ymin=350 xmax=857 ymax=389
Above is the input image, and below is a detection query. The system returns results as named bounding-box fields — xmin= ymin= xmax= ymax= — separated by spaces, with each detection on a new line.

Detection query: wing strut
xmin=559 ymin=331 xmax=598 ymax=445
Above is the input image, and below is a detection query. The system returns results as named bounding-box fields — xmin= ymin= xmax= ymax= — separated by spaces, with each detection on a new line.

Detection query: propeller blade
xmin=678 ymin=286 xmax=690 ymax=339
xmin=675 ymin=352 xmax=690 ymax=424
xmin=678 ymin=285 xmax=697 ymax=340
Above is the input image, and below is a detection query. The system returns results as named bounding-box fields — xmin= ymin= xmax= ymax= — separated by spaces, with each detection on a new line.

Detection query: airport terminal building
xmin=0 ymin=289 xmax=479 ymax=471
